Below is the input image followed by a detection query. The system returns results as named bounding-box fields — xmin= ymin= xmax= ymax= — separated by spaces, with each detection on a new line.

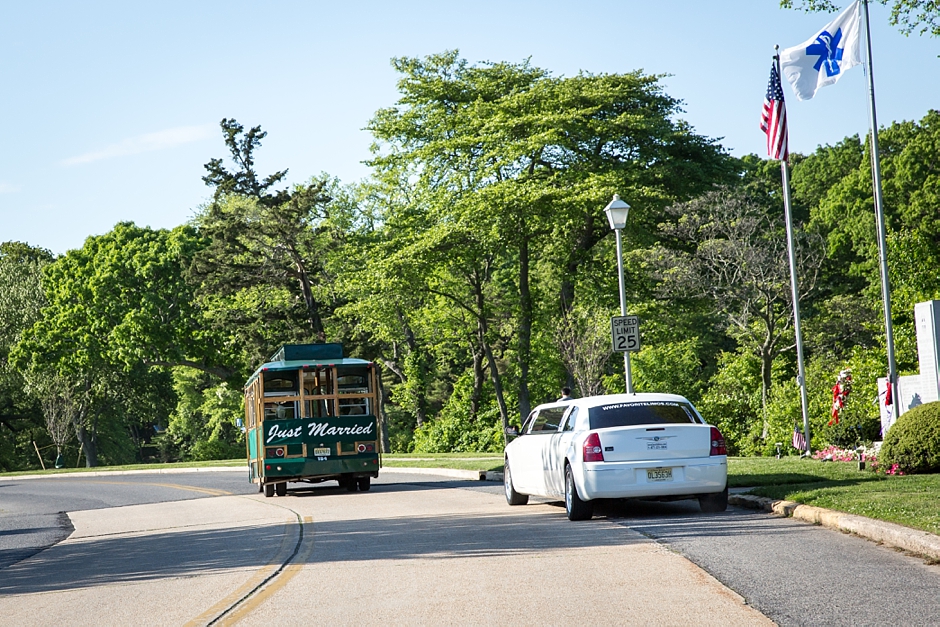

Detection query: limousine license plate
xmin=313 ymin=447 xmax=331 ymax=456
xmin=647 ymin=468 xmax=673 ymax=482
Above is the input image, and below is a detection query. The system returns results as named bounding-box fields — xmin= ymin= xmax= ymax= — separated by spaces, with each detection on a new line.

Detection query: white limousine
xmin=504 ymin=393 xmax=728 ymax=520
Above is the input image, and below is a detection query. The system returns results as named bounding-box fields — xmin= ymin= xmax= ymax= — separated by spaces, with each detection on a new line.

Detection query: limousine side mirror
xmin=505 ymin=426 xmax=519 ymax=438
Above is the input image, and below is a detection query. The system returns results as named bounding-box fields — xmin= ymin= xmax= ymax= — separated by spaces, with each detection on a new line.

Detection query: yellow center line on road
xmin=184 ymin=517 xmax=297 ymax=627
xmin=213 ymin=515 xmax=316 ymax=626
xmin=84 ymin=480 xmax=232 ymax=497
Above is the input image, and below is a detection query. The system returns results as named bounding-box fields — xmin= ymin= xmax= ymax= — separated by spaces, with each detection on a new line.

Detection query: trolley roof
xmin=244 ymin=343 xmax=373 ymax=388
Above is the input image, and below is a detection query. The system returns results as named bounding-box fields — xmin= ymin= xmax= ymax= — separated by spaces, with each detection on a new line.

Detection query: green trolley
xmin=244 ymin=343 xmax=381 ymax=497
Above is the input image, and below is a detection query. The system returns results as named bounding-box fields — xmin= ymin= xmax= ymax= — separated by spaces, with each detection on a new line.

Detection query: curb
xmin=379 ymin=467 xmax=504 ymax=482
xmin=729 ymin=494 xmax=940 ymax=561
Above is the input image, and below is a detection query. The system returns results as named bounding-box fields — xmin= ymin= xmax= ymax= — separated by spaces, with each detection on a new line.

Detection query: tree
xmin=195 ymin=119 xmax=341 ymax=354
xmin=13 ymin=224 xmax=221 ymax=466
xmin=363 ymin=51 xmax=736 ymax=436
xmin=0 ymin=242 xmax=53 ymax=470
xmin=799 ymin=110 xmax=940 ymax=370
xmin=780 ymin=0 xmax=940 ymax=37
xmin=648 ymin=186 xmax=824 ymax=437
xmin=24 ymin=370 xmax=78 ymax=463
xmin=555 ymin=307 xmax=611 ymax=398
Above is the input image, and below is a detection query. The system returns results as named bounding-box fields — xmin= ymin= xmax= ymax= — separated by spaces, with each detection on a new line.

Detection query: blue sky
xmin=2 ymin=1 xmax=937 ymax=254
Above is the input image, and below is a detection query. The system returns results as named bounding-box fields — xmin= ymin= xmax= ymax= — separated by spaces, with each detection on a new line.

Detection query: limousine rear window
xmin=588 ymin=401 xmax=699 ymax=429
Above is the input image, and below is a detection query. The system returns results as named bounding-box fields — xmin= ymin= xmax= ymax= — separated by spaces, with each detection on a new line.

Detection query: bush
xmin=190 ymin=437 xmax=243 ymax=461
xmin=384 ymin=405 xmax=416 ymax=453
xmin=696 ymin=351 xmax=763 ymax=456
xmin=411 ymin=406 xmax=503 ymax=453
xmin=880 ymin=401 xmax=940 ymax=474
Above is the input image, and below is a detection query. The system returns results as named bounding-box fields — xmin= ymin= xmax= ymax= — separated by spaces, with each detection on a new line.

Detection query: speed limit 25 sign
xmin=611 ymin=315 xmax=641 ymax=353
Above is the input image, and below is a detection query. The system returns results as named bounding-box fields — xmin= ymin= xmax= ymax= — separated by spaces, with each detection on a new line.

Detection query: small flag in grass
xmin=792 ymin=427 xmax=807 ymax=451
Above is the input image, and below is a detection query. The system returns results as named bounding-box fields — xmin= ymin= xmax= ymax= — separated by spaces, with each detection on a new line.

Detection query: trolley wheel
xmin=275 ymin=482 xmax=287 ymax=497
xmin=343 ymin=475 xmax=358 ymax=492
xmin=357 ymin=476 xmax=371 ymax=492
xmin=264 ymin=483 xmax=274 ymax=498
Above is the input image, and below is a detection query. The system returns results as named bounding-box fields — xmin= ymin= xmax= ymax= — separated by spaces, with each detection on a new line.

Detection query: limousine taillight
xmin=709 ymin=427 xmax=727 ymax=456
xmin=583 ymin=432 xmax=605 ymax=462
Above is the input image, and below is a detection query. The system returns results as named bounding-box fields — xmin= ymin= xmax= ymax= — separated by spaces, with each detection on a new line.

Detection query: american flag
xmin=760 ymin=61 xmax=789 ymax=160
xmin=792 ymin=427 xmax=807 ymax=452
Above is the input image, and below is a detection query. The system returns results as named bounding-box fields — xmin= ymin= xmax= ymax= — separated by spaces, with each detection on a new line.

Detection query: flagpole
xmin=775 ymin=49 xmax=812 ymax=456
xmin=861 ymin=0 xmax=900 ymax=420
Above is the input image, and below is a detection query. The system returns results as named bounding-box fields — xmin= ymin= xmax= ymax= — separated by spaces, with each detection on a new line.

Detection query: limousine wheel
xmin=504 ymin=460 xmax=528 ymax=506
xmin=698 ymin=487 xmax=728 ymax=513
xmin=565 ymin=465 xmax=593 ymax=521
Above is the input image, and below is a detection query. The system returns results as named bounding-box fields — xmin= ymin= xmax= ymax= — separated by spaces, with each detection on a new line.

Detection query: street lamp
xmin=604 ymin=194 xmax=634 ymax=394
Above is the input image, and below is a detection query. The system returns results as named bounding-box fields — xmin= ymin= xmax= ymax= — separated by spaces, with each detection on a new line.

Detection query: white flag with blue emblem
xmin=780 ymin=1 xmax=861 ymax=101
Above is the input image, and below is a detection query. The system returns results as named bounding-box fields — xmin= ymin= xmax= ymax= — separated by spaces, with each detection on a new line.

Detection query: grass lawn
xmin=730 ymin=456 xmax=940 ymax=536
xmin=0 ymin=459 xmax=243 ymax=477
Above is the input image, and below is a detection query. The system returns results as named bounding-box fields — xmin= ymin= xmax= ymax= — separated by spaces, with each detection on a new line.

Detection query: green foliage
xmin=880 ymin=401 xmax=940 ymax=474
xmin=761 ymin=347 xmax=885 ymax=454
xmin=383 ymin=405 xmax=417 ymax=453
xmin=697 ymin=351 xmax=763 ymax=456
xmin=166 ymin=368 xmax=244 ymax=461
xmin=411 ymin=373 xmax=504 ymax=453
xmin=356 ymin=50 xmax=735 ymax=440
xmin=195 ymin=119 xmax=347 ymax=358
xmin=631 ymin=339 xmax=710 ymax=403
xmin=804 ymin=111 xmax=940 ymax=372
xmin=0 ymin=242 xmax=53 ymax=471
xmin=15 ymin=223 xmax=222 ymax=377
xmin=10 ymin=226 xmax=222 ymax=467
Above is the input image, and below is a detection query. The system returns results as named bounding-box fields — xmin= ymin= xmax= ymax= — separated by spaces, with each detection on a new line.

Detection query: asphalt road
xmin=1 ymin=470 xmax=939 ymax=626
xmin=0 ymin=469 xmax=257 ymax=570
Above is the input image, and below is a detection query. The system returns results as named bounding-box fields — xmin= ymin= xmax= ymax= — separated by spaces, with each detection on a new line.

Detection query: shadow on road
xmin=0 ymin=520 xmax=291 ymax=595
xmin=0 ymin=491 xmax=728 ymax=596
xmin=0 ymin=475 xmax=788 ymax=597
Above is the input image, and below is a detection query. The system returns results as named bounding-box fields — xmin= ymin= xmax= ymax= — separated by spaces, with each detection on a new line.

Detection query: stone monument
xmin=879 ymin=300 xmax=940 ymax=433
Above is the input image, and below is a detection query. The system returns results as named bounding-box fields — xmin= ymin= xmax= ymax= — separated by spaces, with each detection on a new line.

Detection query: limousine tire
xmin=698 ymin=487 xmax=728 ymax=513
xmin=504 ymin=459 xmax=528 ymax=506
xmin=357 ymin=476 xmax=371 ymax=492
xmin=565 ymin=464 xmax=593 ymax=521
xmin=264 ymin=483 xmax=275 ymax=498
xmin=275 ymin=482 xmax=287 ymax=497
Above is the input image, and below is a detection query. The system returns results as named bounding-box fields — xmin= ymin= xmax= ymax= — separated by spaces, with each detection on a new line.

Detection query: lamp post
xmin=604 ymin=194 xmax=634 ymax=394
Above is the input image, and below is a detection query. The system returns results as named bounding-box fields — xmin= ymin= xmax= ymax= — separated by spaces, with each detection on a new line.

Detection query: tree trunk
xmin=559 ymin=211 xmax=606 ymax=385
xmin=475 ymin=286 xmax=509 ymax=441
xmin=397 ymin=310 xmax=427 ymax=427
xmin=76 ymin=424 xmax=97 ymax=468
xmin=760 ymin=344 xmax=773 ymax=441
xmin=480 ymin=327 xmax=510 ymax=441
xmin=71 ymin=386 xmax=97 ymax=468
xmin=470 ymin=347 xmax=484 ymax=421
xmin=376 ymin=368 xmax=391 ymax=454
xmin=295 ymin=259 xmax=325 ymax=341
xmin=517 ymin=233 xmax=532 ymax=422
